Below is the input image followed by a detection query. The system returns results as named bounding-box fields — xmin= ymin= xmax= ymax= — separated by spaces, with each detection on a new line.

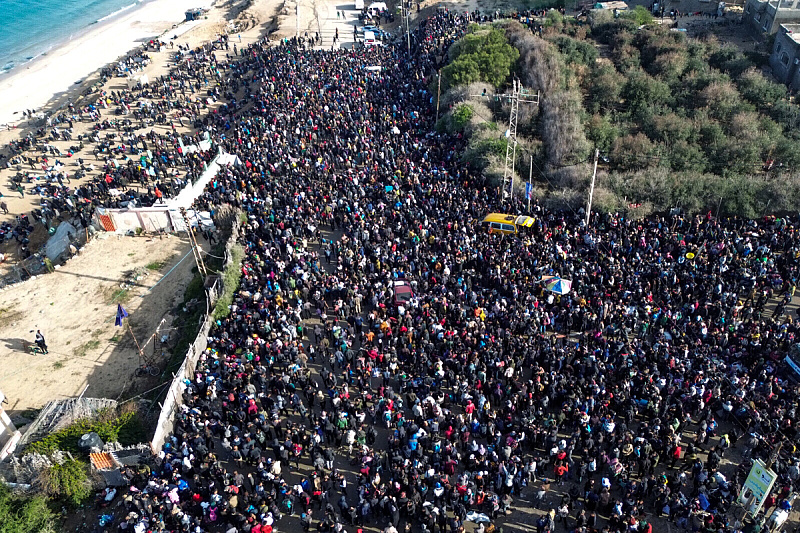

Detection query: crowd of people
xmin=61 ymin=9 xmax=800 ymax=533
xmin=0 ymin=38 xmax=235 ymax=260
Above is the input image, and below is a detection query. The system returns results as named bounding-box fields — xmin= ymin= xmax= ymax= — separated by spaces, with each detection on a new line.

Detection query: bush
xmin=452 ymin=104 xmax=474 ymax=131
xmin=0 ymin=483 xmax=56 ymax=533
xmin=441 ymin=28 xmax=520 ymax=91
xmin=25 ymin=409 xmax=144 ymax=456
xmin=213 ymin=243 xmax=245 ymax=320
xmin=589 ymin=64 xmax=624 ymax=113
xmin=620 ymin=5 xmax=655 ymax=26
xmin=552 ymin=35 xmax=598 ymax=66
xmin=39 ymin=459 xmax=92 ymax=508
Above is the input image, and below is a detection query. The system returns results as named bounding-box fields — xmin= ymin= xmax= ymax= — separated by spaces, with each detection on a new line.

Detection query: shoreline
xmin=0 ymin=0 xmax=217 ymax=127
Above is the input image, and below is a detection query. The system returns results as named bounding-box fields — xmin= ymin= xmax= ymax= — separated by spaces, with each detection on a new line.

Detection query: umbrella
xmin=545 ymin=277 xmax=572 ymax=295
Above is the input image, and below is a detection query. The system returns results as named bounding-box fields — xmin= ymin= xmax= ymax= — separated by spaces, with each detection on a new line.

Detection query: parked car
xmin=393 ymin=280 xmax=413 ymax=307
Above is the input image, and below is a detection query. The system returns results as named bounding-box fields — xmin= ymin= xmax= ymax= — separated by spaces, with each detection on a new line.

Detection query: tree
xmin=441 ymin=28 xmax=520 ymax=91
xmin=586 ymin=113 xmax=619 ymax=152
xmin=737 ymin=68 xmax=787 ymax=108
xmin=611 ymin=133 xmax=657 ymax=171
xmin=39 ymin=459 xmax=92 ymax=508
xmin=451 ymin=104 xmax=474 ymax=131
xmin=622 ymin=69 xmax=671 ymax=112
xmin=589 ymin=64 xmax=625 ymax=113
xmin=697 ymin=80 xmax=741 ymax=122
xmin=620 ymin=5 xmax=655 ymax=26
xmin=0 ymin=483 xmax=57 ymax=533
xmin=540 ymin=89 xmax=591 ymax=166
xmin=552 ymin=35 xmax=598 ymax=66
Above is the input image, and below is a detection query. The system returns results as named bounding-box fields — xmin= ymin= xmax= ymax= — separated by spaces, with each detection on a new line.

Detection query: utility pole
xmin=404 ymin=0 xmax=411 ymax=54
xmin=528 ymin=155 xmax=533 ymax=212
xmin=475 ymin=80 xmax=538 ymax=203
xmin=296 ymin=3 xmax=300 ymax=40
xmin=585 ymin=148 xmax=600 ymax=227
xmin=435 ymin=70 xmax=441 ymax=122
xmin=180 ymin=207 xmax=208 ymax=278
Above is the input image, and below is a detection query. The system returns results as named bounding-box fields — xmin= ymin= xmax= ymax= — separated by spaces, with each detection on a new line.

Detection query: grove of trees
xmin=438 ymin=13 xmax=800 ymax=217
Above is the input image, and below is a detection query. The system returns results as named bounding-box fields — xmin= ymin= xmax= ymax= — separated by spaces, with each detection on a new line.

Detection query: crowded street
xmin=89 ymin=9 xmax=800 ymax=533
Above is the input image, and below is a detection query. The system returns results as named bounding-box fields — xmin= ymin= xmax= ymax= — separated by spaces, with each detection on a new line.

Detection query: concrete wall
xmin=0 ymin=390 xmax=22 ymax=461
xmin=149 ymin=211 xmax=242 ymax=453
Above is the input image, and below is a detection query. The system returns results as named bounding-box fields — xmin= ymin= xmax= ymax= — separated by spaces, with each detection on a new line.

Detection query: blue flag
xmin=525 ymin=182 xmax=533 ymax=200
xmin=115 ymin=304 xmax=128 ymax=327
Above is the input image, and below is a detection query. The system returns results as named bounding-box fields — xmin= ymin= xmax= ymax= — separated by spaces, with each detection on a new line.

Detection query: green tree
xmin=552 ymin=35 xmax=599 ymax=66
xmin=586 ymin=113 xmax=619 ymax=152
xmin=441 ymin=28 xmax=520 ymax=91
xmin=737 ymin=68 xmax=787 ymax=107
xmin=451 ymin=104 xmax=474 ymax=131
xmin=620 ymin=5 xmax=655 ymax=26
xmin=0 ymin=483 xmax=56 ymax=533
xmin=589 ymin=64 xmax=625 ymax=113
xmin=40 ymin=459 xmax=92 ymax=508
xmin=622 ymin=69 xmax=671 ymax=112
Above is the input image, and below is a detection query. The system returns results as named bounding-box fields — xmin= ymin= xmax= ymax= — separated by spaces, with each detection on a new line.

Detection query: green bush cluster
xmin=0 ymin=483 xmax=56 ymax=533
xmin=25 ymin=409 xmax=143 ymax=456
xmin=40 ymin=459 xmax=92 ymax=508
xmin=213 ymin=243 xmax=245 ymax=320
xmin=440 ymin=27 xmax=520 ymax=92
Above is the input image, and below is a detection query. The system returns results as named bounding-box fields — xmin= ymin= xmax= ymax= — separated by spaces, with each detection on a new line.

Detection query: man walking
xmin=35 ymin=330 xmax=48 ymax=354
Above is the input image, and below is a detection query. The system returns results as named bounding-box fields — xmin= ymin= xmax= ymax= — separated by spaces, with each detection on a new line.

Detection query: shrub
xmin=0 ymin=483 xmax=56 ymax=533
xmin=452 ymin=104 xmax=474 ymax=131
xmin=552 ymin=35 xmax=599 ymax=66
xmin=589 ymin=64 xmax=625 ymax=113
xmin=611 ymin=133 xmax=658 ymax=171
xmin=586 ymin=114 xmax=619 ymax=152
xmin=622 ymin=69 xmax=671 ymax=112
xmin=620 ymin=5 xmax=655 ymax=26
xmin=25 ymin=409 xmax=143 ymax=456
xmin=39 ymin=459 xmax=92 ymax=508
xmin=213 ymin=243 xmax=245 ymax=320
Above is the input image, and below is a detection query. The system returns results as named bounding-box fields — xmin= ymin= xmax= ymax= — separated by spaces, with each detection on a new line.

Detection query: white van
xmin=367 ymin=1 xmax=387 ymax=15
xmin=363 ymin=30 xmax=382 ymax=46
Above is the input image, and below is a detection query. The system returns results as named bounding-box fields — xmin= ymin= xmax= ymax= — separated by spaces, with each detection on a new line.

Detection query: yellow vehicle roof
xmin=482 ymin=213 xmax=535 ymax=227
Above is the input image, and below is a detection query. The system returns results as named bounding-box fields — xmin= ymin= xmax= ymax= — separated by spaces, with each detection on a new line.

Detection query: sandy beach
xmin=0 ymin=0 xmax=217 ymax=127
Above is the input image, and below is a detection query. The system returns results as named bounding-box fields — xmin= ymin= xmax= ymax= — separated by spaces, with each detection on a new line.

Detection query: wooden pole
xmin=435 ymin=70 xmax=442 ymax=123
xmin=128 ymin=323 xmax=146 ymax=363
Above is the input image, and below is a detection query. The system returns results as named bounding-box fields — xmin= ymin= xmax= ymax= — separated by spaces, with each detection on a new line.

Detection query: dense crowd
xmin=0 ymin=38 xmax=233 ymax=252
xmin=84 ymin=9 xmax=800 ymax=533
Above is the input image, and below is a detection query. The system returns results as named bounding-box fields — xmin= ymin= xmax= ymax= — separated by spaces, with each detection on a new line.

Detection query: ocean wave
xmin=95 ymin=2 xmax=136 ymax=23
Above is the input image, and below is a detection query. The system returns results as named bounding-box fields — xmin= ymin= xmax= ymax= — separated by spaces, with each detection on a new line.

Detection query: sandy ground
xmin=0 ymin=232 xmax=207 ymax=416
xmin=0 ymin=0 xmax=216 ymax=128
xmin=0 ymin=0 xmax=272 ymax=423
xmin=0 ymin=0 xmax=280 ymax=270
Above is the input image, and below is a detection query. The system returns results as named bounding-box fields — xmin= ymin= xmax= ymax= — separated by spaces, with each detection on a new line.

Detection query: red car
xmin=393 ymin=280 xmax=413 ymax=307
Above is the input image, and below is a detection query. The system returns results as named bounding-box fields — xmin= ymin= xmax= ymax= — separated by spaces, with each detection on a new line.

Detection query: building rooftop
xmin=783 ymin=24 xmax=800 ymax=43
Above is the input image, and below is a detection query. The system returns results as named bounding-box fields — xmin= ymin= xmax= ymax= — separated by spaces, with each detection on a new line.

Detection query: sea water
xmin=0 ymin=0 xmax=145 ymax=75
